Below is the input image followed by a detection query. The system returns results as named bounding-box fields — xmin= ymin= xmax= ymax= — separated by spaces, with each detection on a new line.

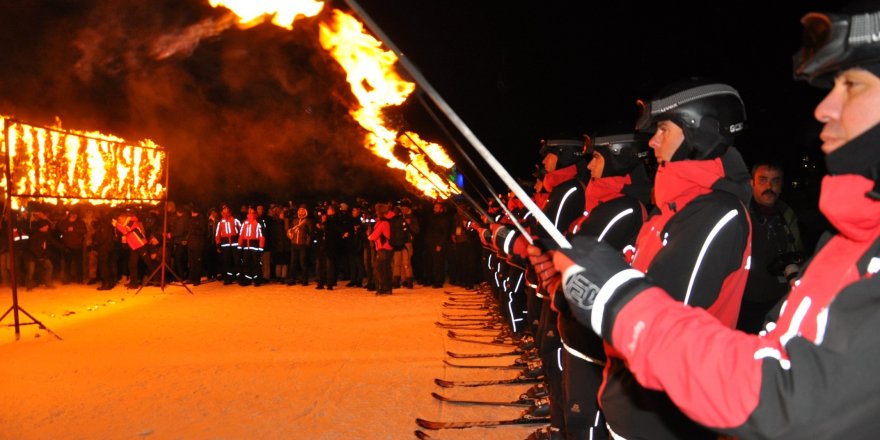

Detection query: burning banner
xmin=0 ymin=116 xmax=166 ymax=209
xmin=209 ymin=1 xmax=460 ymax=199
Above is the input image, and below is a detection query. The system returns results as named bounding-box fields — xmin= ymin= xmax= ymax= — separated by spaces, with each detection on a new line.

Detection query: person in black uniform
xmin=423 ymin=200 xmax=452 ymax=288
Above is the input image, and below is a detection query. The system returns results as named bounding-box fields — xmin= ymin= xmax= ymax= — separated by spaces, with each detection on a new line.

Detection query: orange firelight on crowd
xmin=210 ymin=1 xmax=459 ymax=199
xmin=0 ymin=116 xmax=166 ymax=209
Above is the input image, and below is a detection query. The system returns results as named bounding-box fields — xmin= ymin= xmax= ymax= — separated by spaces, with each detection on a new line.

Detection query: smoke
xmin=0 ymin=0 xmax=408 ymax=207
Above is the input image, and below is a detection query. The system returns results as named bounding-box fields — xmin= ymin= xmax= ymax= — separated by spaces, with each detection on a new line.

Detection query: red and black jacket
xmin=556 ymin=172 xmax=650 ymax=363
xmin=602 ymin=173 xmax=880 ymax=440
xmin=601 ymin=148 xmax=753 ymax=440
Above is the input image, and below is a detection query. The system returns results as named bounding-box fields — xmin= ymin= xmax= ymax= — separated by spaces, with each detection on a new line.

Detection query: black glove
xmin=556 ymin=236 xmax=651 ymax=338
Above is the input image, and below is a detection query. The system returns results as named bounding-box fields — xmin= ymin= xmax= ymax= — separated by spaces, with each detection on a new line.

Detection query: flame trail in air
xmin=210 ymin=1 xmax=459 ymax=198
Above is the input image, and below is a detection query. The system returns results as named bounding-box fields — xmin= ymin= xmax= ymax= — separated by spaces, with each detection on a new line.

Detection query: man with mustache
xmin=738 ymin=162 xmax=805 ymax=334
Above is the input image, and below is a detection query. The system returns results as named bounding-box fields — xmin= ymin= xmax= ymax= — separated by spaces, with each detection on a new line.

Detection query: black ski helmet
xmin=591 ymin=133 xmax=650 ymax=177
xmin=635 ymin=78 xmax=746 ymax=161
xmin=539 ymin=138 xmax=588 ymax=169
xmin=794 ymin=9 xmax=880 ymax=88
xmin=795 ymin=5 xmax=880 ymax=199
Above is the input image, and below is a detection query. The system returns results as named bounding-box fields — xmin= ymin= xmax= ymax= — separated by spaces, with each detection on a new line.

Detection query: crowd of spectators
xmin=0 ymin=197 xmax=484 ymax=295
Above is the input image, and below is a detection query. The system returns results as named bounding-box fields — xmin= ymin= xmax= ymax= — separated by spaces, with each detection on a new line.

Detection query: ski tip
xmin=434 ymin=378 xmax=454 ymax=388
xmin=430 ymin=391 xmax=447 ymax=402
xmin=414 ymin=429 xmax=432 ymax=439
xmin=415 ymin=418 xmax=439 ymax=430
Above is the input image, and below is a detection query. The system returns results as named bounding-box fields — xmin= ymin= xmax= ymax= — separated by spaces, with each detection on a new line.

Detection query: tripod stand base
xmin=0 ymin=304 xmax=62 ymax=340
xmin=136 ymin=262 xmax=193 ymax=295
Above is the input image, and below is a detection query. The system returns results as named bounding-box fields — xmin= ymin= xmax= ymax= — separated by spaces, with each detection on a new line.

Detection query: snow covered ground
xmin=0 ymin=281 xmax=540 ymax=439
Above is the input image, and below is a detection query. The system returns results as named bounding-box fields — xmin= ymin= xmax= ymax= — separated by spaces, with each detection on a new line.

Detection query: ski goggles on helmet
xmin=538 ymin=138 xmax=588 ymax=157
xmin=794 ymin=11 xmax=880 ymax=88
xmin=592 ymin=133 xmax=650 ymax=158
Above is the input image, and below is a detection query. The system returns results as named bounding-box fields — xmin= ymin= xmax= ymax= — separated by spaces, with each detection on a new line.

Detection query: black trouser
xmin=363 ymin=246 xmax=375 ymax=287
xmin=538 ymin=301 xmax=565 ymax=432
xmin=172 ymin=243 xmax=188 ymax=279
xmin=97 ymin=247 xmax=114 ymax=288
xmin=289 ymin=245 xmax=309 ymax=283
xmin=129 ymin=246 xmax=156 ymax=285
xmin=315 ymin=251 xmax=336 ymax=287
xmin=187 ymin=244 xmax=203 ymax=284
xmin=219 ymin=244 xmax=239 ymax=281
xmin=61 ymin=247 xmax=84 ymax=283
xmin=562 ymin=347 xmax=608 ymax=440
xmin=240 ymin=243 xmax=262 ymax=283
xmin=502 ymin=266 xmax=528 ymax=335
xmin=427 ymin=244 xmax=446 ymax=287
xmin=376 ymin=249 xmax=393 ymax=293
xmin=348 ymin=249 xmax=365 ymax=285
xmin=526 ymin=269 xmax=542 ymax=337
xmin=26 ymin=256 xmax=53 ymax=287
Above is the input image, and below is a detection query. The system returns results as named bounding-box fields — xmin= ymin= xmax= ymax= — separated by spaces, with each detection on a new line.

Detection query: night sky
xmin=0 ymin=0 xmax=836 ymax=208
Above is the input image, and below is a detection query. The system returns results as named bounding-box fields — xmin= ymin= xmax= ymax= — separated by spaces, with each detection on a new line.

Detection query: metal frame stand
xmin=137 ymin=153 xmax=192 ymax=295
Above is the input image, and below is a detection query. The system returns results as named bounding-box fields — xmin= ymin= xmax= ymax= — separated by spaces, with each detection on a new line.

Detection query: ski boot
xmin=522 ymin=362 xmax=545 ymax=379
xmin=520 ymin=382 xmax=550 ymax=401
xmin=525 ymin=426 xmax=564 ymax=440
xmin=523 ymin=397 xmax=551 ymax=418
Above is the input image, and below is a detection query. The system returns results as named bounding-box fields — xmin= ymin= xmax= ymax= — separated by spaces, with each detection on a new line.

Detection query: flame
xmin=208 ymin=1 xmax=459 ymax=199
xmin=208 ymin=0 xmax=324 ymax=30
xmin=0 ymin=116 xmax=166 ymax=209
xmin=319 ymin=10 xmax=459 ymax=198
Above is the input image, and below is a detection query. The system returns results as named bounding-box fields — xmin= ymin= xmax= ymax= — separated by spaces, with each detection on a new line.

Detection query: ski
xmin=441 ymin=316 xmax=495 ymax=322
xmin=446 ymin=349 xmax=522 ymax=358
xmin=431 ymin=392 xmax=534 ymax=407
xmin=446 ymin=329 xmax=510 ymax=338
xmin=414 ymin=430 xmax=434 ymax=439
xmin=434 ymin=376 xmax=540 ymax=388
xmin=415 ymin=415 xmax=550 ymax=430
xmin=446 ymin=330 xmax=509 ymax=339
xmin=443 ymin=359 xmax=526 ymax=370
xmin=443 ymin=298 xmax=494 ymax=308
xmin=446 ymin=297 xmax=491 ymax=303
xmin=435 ymin=322 xmax=502 ymax=330
xmin=442 ymin=304 xmax=488 ymax=310
xmin=444 ymin=289 xmax=482 ymax=295
xmin=447 ymin=335 xmax=517 ymax=346
xmin=442 ymin=312 xmax=494 ymax=319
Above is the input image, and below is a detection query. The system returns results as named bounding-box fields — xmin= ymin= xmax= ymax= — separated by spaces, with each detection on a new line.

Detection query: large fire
xmin=0 ymin=116 xmax=166 ymax=209
xmin=210 ymin=2 xmax=459 ymax=199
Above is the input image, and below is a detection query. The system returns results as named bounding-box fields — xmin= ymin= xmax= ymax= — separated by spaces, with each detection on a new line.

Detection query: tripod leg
xmin=0 ymin=305 xmax=13 ymax=322
xmin=15 ymin=306 xmax=62 ymax=340
xmin=136 ymin=263 xmax=163 ymax=295
xmin=163 ymin=265 xmax=193 ymax=294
